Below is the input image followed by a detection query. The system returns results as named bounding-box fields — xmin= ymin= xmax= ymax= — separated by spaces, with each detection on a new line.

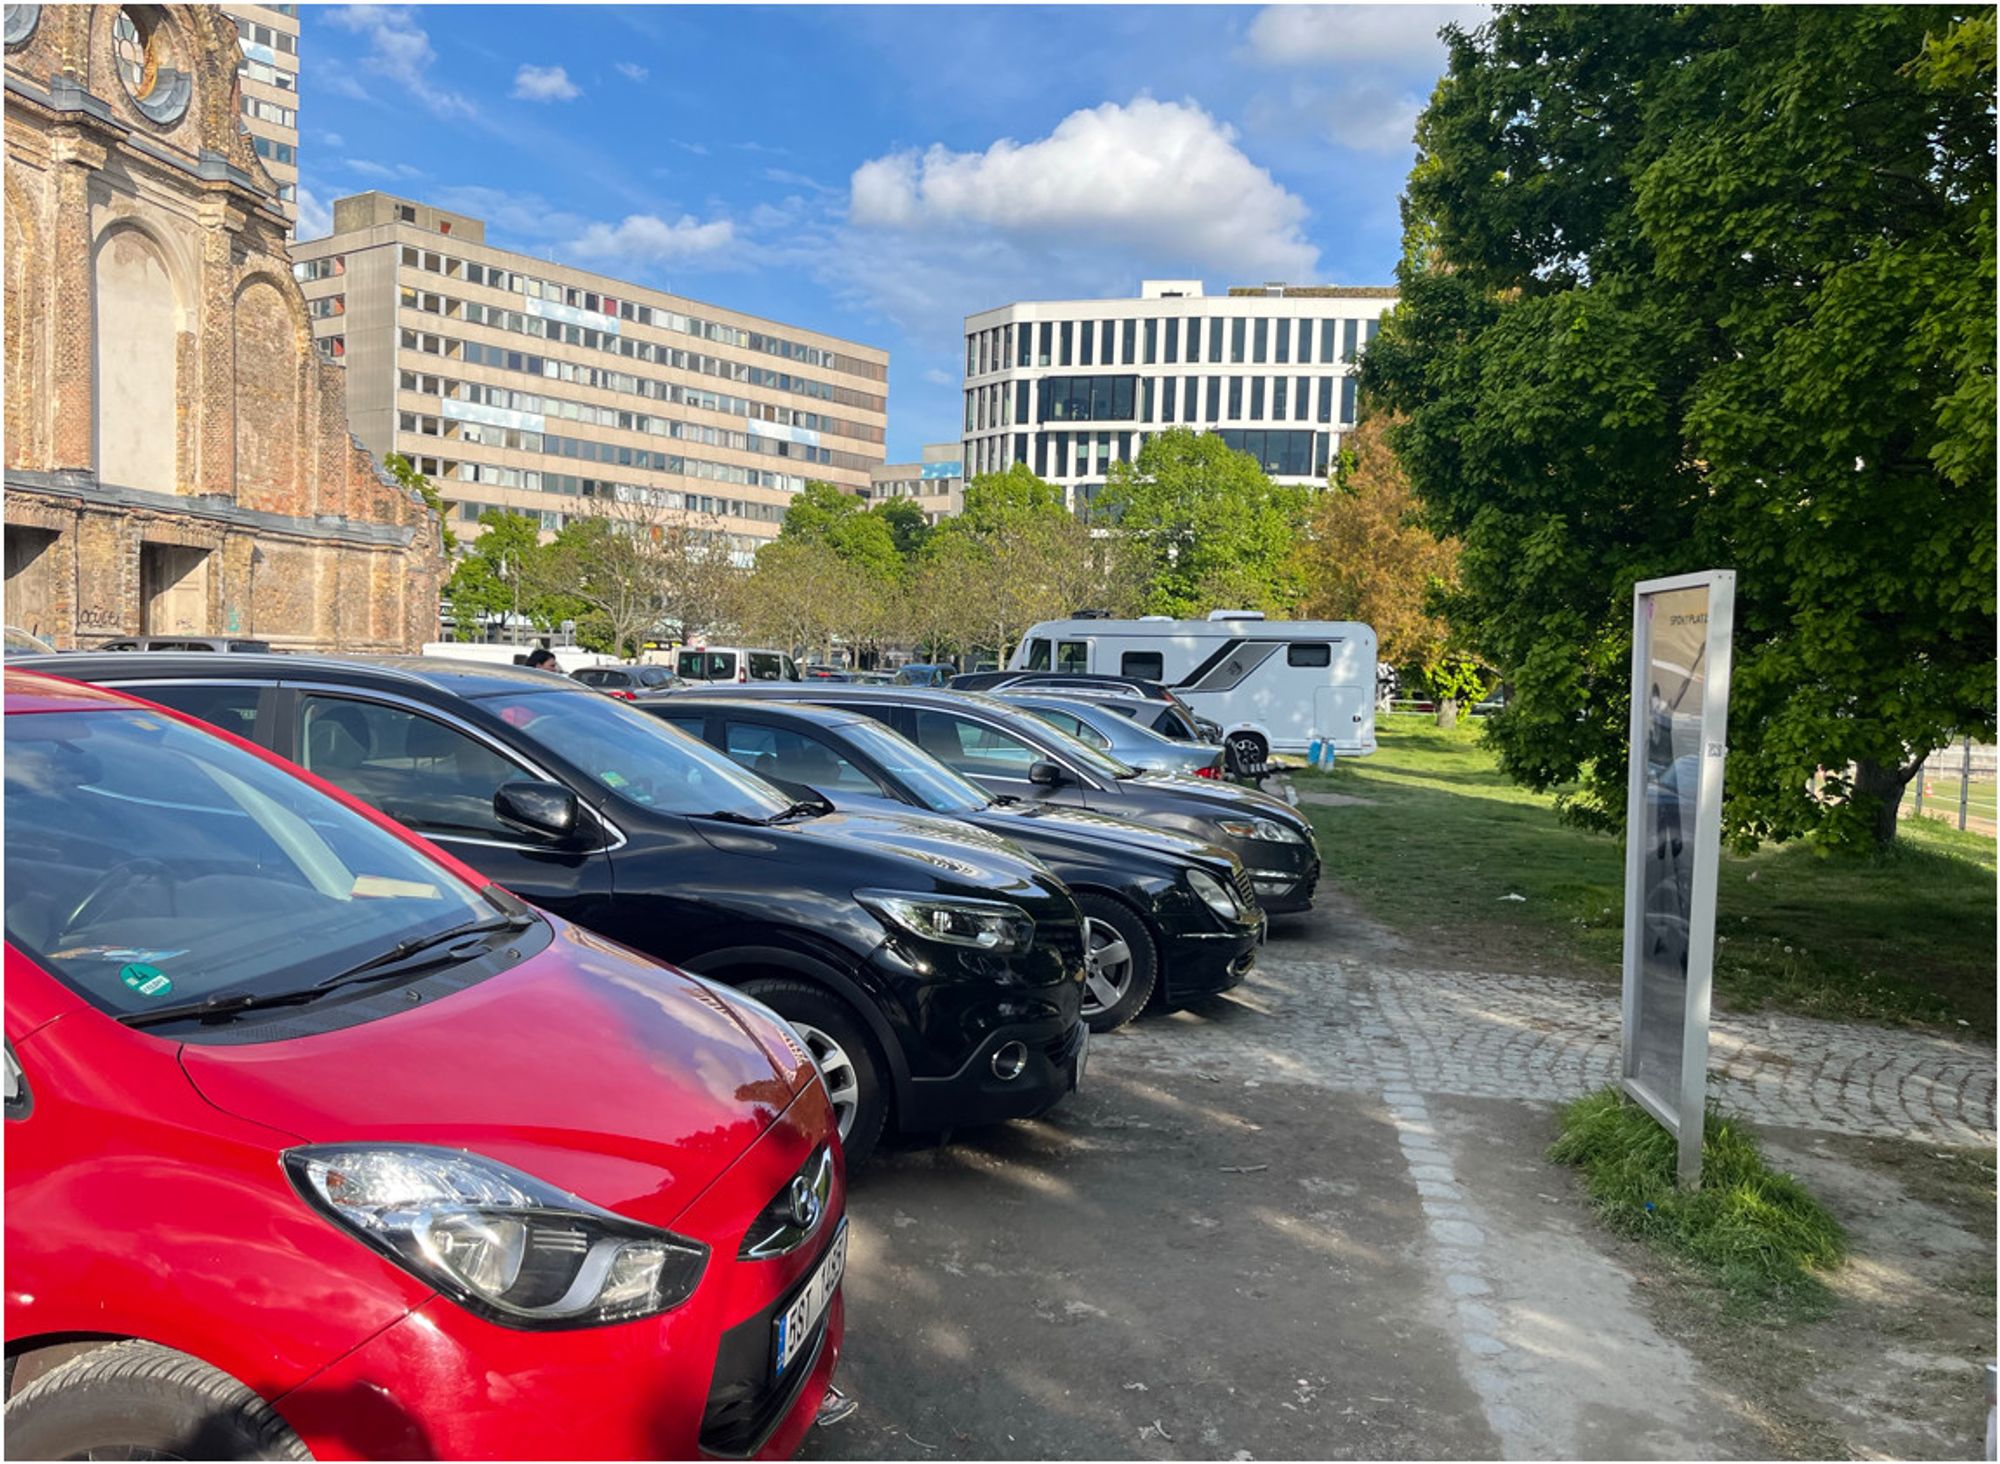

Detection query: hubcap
xmin=1082 ymin=917 xmax=1133 ymax=1015
xmin=790 ymin=1021 xmax=861 ymax=1140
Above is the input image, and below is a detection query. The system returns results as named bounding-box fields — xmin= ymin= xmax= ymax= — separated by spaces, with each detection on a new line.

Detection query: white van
xmin=419 ymin=642 xmax=619 ymax=675
xmin=1008 ymin=613 xmax=1378 ymax=763
xmin=674 ymin=646 xmax=802 ymax=684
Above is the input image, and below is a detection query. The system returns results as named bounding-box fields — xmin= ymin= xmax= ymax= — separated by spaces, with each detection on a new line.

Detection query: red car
xmin=2 ymin=671 xmax=846 ymax=1459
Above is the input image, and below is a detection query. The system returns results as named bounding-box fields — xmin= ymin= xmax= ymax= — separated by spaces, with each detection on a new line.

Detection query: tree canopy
xmin=1367 ymin=4 xmax=1996 ymax=848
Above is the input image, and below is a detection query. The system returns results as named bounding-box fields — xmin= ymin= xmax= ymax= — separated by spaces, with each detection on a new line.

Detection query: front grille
xmin=698 ymin=1241 xmax=836 ymax=1457
xmin=1231 ymin=865 xmax=1259 ymax=910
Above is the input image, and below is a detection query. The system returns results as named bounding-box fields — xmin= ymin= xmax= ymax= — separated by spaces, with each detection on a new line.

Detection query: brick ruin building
xmin=3 ymin=4 xmax=444 ymax=650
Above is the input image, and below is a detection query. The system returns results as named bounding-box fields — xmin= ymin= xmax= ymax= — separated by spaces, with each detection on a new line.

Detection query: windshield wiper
xmin=696 ymin=809 xmax=775 ymax=826
xmin=119 ymin=913 xmax=533 ymax=1030
xmin=771 ymin=797 xmax=831 ymax=821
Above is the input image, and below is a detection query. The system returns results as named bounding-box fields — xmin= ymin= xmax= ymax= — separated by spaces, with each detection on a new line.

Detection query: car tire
xmin=1075 ymin=893 xmax=1159 ymax=1034
xmin=3 ymin=1340 xmax=309 ymax=1461
xmin=1226 ymin=731 xmax=1268 ymax=776
xmin=738 ymin=977 xmax=890 ymax=1169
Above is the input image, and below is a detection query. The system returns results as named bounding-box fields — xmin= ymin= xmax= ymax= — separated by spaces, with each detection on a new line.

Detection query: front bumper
xmin=902 ymin=1016 xmax=1088 ymax=1132
xmin=1236 ymin=844 xmax=1320 ymax=914
xmin=1157 ymin=915 xmax=1261 ymax=1006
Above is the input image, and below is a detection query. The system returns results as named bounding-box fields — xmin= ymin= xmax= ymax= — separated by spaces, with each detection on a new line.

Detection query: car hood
xmin=981 ymin=801 xmax=1239 ymax=870
xmin=177 ymin=920 xmax=803 ymax=1226
xmin=1121 ymin=773 xmax=1316 ymax=837
xmin=693 ymin=805 xmax=1072 ymax=910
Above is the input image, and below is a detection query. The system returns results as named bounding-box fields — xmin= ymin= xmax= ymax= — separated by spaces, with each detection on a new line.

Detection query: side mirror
xmin=1028 ymin=760 xmax=1066 ymax=788
xmin=494 ymin=781 xmax=581 ymax=842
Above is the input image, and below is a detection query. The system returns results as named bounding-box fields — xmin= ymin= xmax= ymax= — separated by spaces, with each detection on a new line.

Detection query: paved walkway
xmin=1111 ymin=937 xmax=1996 ymax=1149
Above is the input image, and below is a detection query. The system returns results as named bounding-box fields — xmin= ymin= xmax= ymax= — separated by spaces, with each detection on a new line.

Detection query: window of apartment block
xmin=1274 ymin=319 xmax=1290 ymax=364
xmin=1078 ymin=320 xmax=1094 ymax=367
xmin=1142 ymin=318 xmax=1157 ymax=365
xmin=1231 ymin=318 xmax=1246 ymax=364
xmin=1317 ymin=376 xmax=1334 ymax=423
xmin=1295 ymin=376 xmax=1309 ymax=422
xmin=1272 ymin=377 xmax=1287 ymax=420
xmin=1342 ymin=319 xmax=1360 ymax=363
xmin=1341 ymin=376 xmax=1358 ymax=425
xmin=1253 ymin=318 xmax=1268 ymax=363
xmin=1320 ymin=320 xmax=1338 ymax=363
xmin=1020 ymin=327 xmax=1034 ymax=368
xmin=1206 ymin=376 xmax=1222 ymax=420
xmin=1058 ymin=321 xmax=1072 ymax=367
xmin=1250 ymin=377 xmax=1266 ymax=421
xmin=399 ymin=205 xmax=417 ymax=223
xmin=1228 ymin=376 xmax=1243 ymax=418
xmin=1164 ymin=317 xmax=1180 ymax=364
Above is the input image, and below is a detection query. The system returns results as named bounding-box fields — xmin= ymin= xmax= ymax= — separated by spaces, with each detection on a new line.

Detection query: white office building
xmin=962 ymin=280 xmax=1396 ymax=506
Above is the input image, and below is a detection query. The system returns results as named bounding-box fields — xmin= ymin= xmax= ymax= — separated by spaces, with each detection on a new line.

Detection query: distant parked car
xmin=572 ymin=663 xmax=686 ymax=700
xmin=803 ymin=665 xmax=854 ymax=682
xmin=893 ymin=664 xmax=953 ymax=687
xmin=92 ymin=635 xmax=272 ymax=653
xmin=953 ymin=672 xmax=1227 ymax=746
xmin=849 ymin=670 xmax=897 ymax=685
xmin=3 ymin=627 xmax=55 ymax=657
xmin=999 ymin=692 xmax=1227 ymax=779
xmin=675 ymin=646 xmax=801 ymax=684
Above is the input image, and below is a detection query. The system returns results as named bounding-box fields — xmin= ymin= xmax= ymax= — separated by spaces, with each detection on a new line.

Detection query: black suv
xmin=669 ymin=685 xmax=1323 ymax=913
xmin=30 ymin=654 xmax=1089 ymax=1165
xmin=648 ymin=698 xmax=1264 ymax=1031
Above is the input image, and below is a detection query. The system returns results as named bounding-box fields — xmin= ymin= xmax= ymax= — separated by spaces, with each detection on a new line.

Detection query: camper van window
xmin=1024 ymin=638 xmax=1052 ymax=672
xmin=1288 ymin=643 xmax=1333 ymax=668
xmin=1121 ymin=651 xmax=1165 ymax=680
xmin=1057 ymin=641 xmax=1090 ymax=673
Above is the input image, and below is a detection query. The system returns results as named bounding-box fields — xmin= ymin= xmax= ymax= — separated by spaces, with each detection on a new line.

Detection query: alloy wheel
xmin=790 ymin=1020 xmax=861 ymax=1140
xmin=1082 ymin=917 xmax=1133 ymax=1016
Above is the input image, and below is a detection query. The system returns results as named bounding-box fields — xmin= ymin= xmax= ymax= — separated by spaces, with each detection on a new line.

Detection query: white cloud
xmin=344 ymin=158 xmax=396 ymax=179
xmin=765 ymin=167 xmax=834 ymax=195
xmin=1246 ymin=5 xmax=1484 ymax=67
xmin=672 ymin=140 xmax=710 ymax=157
xmin=614 ymin=61 xmax=649 ymax=82
xmin=922 ymin=367 xmax=956 ymax=387
xmin=295 ymin=185 xmax=333 ymax=241
xmin=849 ymin=98 xmax=1317 ymax=282
xmin=1245 ymin=79 xmax=1426 ymax=156
xmin=322 ymin=131 xmax=345 ymax=148
xmin=565 ymin=214 xmax=736 ymax=265
xmin=324 ymin=7 xmax=474 ymax=118
xmin=512 ymin=63 xmax=580 ymax=102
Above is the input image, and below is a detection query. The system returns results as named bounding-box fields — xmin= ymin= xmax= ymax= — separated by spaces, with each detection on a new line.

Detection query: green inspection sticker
xmin=120 ymin=963 xmax=174 ymax=998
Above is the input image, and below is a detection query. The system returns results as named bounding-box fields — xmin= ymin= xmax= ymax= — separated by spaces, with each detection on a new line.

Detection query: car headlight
xmin=1185 ymin=869 xmax=1241 ymax=920
xmin=857 ymin=889 xmax=1034 ymax=953
xmin=285 ymin=1145 xmax=708 ymax=1329
xmin=1214 ymin=816 xmax=1306 ymax=844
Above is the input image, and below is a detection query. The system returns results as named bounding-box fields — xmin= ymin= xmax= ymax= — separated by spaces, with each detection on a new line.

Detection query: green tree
xmin=1369 ymin=5 xmax=1996 ymax=848
xmin=868 ymin=496 xmax=932 ymax=562
xmin=385 ymin=452 xmax=454 ymax=553
xmin=778 ymin=480 xmax=902 ymax=585
xmin=1098 ymin=429 xmax=1308 ymax=618
xmin=441 ymin=509 xmax=577 ymax=642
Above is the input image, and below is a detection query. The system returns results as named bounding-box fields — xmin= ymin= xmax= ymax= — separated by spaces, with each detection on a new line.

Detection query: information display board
xmin=1620 ymin=570 xmax=1735 ymax=1186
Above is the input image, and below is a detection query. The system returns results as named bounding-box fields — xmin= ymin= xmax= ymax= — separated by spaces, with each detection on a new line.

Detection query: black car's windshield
xmin=837 ymin=718 xmax=991 ymax=814
xmin=483 ymin=689 xmax=791 ymax=821
xmin=5 ymin=707 xmax=496 ymax=1018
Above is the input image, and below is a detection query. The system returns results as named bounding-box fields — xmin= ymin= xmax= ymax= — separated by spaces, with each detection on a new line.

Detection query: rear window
xmin=1288 ymin=643 xmax=1332 ymax=668
xmin=677 ymin=651 xmax=737 ymax=681
xmin=4 ymin=707 xmax=493 ymax=1019
xmin=1121 ymin=652 xmax=1164 ymax=680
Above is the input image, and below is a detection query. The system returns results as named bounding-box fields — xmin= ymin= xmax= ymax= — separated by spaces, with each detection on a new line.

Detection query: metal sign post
xmin=1620 ymin=570 xmax=1735 ymax=1188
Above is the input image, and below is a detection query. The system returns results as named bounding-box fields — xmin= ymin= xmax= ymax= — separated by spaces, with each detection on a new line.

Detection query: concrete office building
xmin=864 ymin=443 xmax=964 ymax=524
xmin=221 ymin=3 xmax=299 ymax=227
xmin=962 ymin=280 xmax=1396 ymax=506
xmin=290 ymin=192 xmax=889 ymax=560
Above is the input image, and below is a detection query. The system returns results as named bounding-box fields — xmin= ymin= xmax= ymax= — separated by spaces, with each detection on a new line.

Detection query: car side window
xmin=1034 ymin=708 xmax=1087 ymax=738
xmin=747 ymin=653 xmax=784 ymax=681
xmin=121 ymin=682 xmax=263 ymax=741
xmin=1288 ymin=642 xmax=1332 ymax=667
xmin=721 ymin=720 xmax=887 ymax=795
xmin=296 ymin=695 xmax=539 ymax=842
xmin=1056 ymin=641 xmax=1090 ymax=674
xmin=912 ymin=710 xmax=1041 ymax=776
xmin=1121 ymin=651 xmax=1164 ymax=680
xmin=1024 ymin=638 xmax=1052 ymax=671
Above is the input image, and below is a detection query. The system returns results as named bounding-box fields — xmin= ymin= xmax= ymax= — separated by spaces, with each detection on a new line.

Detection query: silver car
xmin=998 ymin=692 xmax=1226 ymax=779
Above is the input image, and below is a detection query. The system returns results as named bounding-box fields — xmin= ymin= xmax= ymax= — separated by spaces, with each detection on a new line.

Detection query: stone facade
xmin=3 ymin=4 xmax=443 ymax=651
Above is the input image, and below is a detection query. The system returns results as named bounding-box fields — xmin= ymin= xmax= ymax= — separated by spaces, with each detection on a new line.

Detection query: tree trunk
xmin=1436 ymin=697 xmax=1460 ymax=729
xmin=1854 ymin=756 xmax=1919 ymax=849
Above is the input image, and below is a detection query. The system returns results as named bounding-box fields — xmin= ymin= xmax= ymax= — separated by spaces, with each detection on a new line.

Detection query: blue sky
xmin=301 ymin=4 xmax=1483 ymax=461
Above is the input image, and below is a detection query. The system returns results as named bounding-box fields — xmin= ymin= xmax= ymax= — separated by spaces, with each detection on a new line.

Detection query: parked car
xmin=848 ymin=670 xmax=897 ymax=685
xmin=573 ymin=663 xmax=687 ymax=700
xmin=675 ymin=684 xmax=1323 ymax=914
xmin=3 ymin=670 xmax=846 ymax=1460
xmin=92 ymin=634 xmax=273 ymax=653
xmin=2 ymin=626 xmax=55 ymax=657
xmin=893 ymin=664 xmax=953 ymax=686
xmin=29 ymin=653 xmax=1089 ymax=1165
xmin=677 ymin=647 xmax=802 ymax=684
xmin=648 ymin=698 xmax=1263 ymax=1031
xmin=802 ymin=666 xmax=853 ymax=682
xmin=999 ymin=692 xmax=1227 ymax=780
xmin=950 ymin=670 xmax=1227 ymax=745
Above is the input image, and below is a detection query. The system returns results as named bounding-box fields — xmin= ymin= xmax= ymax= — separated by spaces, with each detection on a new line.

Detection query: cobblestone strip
xmin=1111 ymin=951 xmax=1996 ymax=1148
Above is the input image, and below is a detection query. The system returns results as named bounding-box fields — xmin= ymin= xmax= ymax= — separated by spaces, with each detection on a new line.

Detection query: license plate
xmin=774 ymin=1221 xmax=846 ymax=1380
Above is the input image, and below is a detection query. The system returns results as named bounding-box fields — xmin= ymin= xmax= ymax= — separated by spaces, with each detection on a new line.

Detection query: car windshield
xmin=481 ymin=689 xmax=791 ymax=821
xmin=836 ymin=717 xmax=991 ymax=814
xmin=4 ymin=706 xmax=496 ymax=1018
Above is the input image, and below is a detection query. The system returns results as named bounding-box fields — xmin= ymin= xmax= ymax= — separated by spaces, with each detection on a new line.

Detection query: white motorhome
xmin=1008 ymin=613 xmax=1378 ymax=762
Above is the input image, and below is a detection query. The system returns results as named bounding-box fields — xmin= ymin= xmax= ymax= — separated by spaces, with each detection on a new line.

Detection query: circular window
xmin=110 ymin=7 xmax=190 ymax=126
xmin=3 ymin=5 xmax=40 ymax=52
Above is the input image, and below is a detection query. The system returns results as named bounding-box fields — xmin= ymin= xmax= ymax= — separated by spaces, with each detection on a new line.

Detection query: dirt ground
xmin=803 ymin=900 xmax=1996 ymax=1461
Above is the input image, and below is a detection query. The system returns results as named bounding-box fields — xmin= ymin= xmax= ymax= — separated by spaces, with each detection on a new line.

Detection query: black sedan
xmin=26 ymin=653 xmax=1092 ymax=1167
xmin=672 ymin=685 xmax=1323 ymax=913
xmin=648 ymin=698 xmax=1264 ymax=1031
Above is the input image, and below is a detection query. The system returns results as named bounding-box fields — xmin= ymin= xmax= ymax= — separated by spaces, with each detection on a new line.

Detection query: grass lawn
xmin=1295 ymin=714 xmax=1997 ymax=1037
